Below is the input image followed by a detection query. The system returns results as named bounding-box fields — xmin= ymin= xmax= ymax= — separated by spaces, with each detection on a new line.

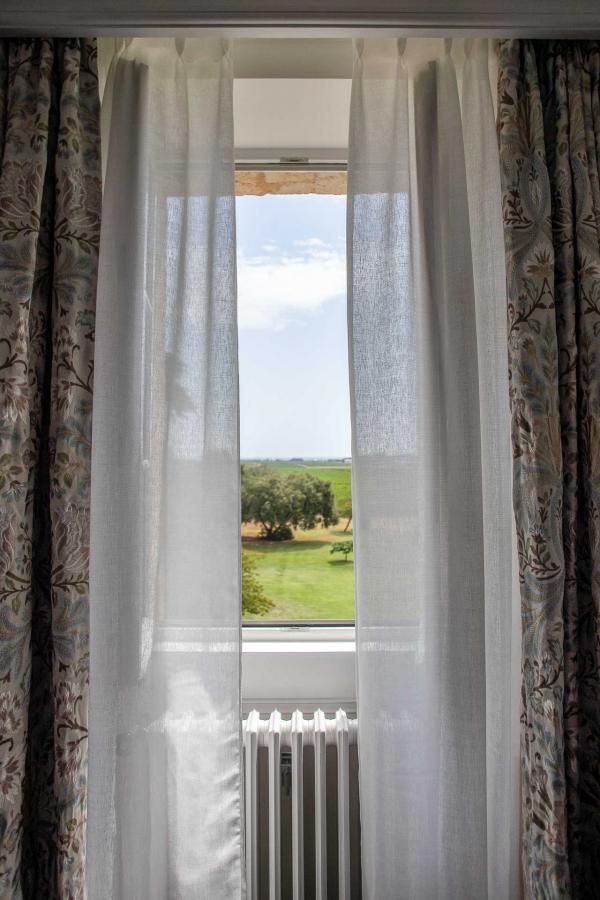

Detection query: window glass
xmin=237 ymin=190 xmax=354 ymax=622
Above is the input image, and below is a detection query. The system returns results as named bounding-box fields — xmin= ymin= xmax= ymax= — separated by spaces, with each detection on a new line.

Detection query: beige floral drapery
xmin=498 ymin=40 xmax=600 ymax=899
xmin=0 ymin=39 xmax=101 ymax=898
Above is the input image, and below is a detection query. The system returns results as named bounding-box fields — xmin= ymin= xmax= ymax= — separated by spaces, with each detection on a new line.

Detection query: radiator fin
xmin=244 ymin=709 xmax=260 ymax=899
xmin=291 ymin=711 xmax=305 ymax=899
xmin=314 ymin=709 xmax=327 ymax=900
xmin=267 ymin=710 xmax=282 ymax=900
xmin=336 ymin=709 xmax=351 ymax=900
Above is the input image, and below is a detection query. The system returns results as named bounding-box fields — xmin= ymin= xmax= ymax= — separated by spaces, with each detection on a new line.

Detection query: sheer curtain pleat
xmin=461 ymin=44 xmax=522 ymax=900
xmin=348 ymin=38 xmax=520 ymax=900
xmin=87 ymin=39 xmax=242 ymax=900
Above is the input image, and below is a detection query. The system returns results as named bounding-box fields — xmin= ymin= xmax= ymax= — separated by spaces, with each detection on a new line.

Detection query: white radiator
xmin=243 ymin=709 xmax=358 ymax=900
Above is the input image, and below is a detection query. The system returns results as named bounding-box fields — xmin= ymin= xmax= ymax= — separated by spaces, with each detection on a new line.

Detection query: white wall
xmin=234 ymin=79 xmax=351 ymax=158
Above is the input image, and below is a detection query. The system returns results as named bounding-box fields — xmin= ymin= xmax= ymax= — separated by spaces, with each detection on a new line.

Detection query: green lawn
xmin=242 ymin=461 xmax=354 ymax=621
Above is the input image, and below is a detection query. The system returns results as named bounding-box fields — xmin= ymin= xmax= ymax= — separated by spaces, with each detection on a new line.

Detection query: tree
xmin=242 ymin=549 xmax=273 ymax=616
xmin=241 ymin=464 xmax=338 ymax=540
xmin=338 ymin=497 xmax=352 ymax=532
xmin=330 ymin=540 xmax=353 ymax=562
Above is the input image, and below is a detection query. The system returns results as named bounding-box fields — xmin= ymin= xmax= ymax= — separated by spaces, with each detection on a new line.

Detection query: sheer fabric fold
xmin=348 ymin=38 xmax=520 ymax=899
xmin=88 ymin=39 xmax=241 ymax=900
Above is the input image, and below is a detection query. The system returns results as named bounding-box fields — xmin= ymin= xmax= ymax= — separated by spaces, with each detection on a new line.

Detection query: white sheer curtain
xmin=348 ymin=39 xmax=521 ymax=899
xmin=88 ymin=39 xmax=242 ymax=899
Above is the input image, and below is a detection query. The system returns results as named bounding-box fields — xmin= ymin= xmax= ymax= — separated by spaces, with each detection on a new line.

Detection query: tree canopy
xmin=241 ymin=464 xmax=338 ymax=540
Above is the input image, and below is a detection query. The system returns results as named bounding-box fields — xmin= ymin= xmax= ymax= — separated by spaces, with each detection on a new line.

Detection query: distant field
xmin=241 ymin=460 xmax=354 ymax=621
xmin=243 ymin=460 xmax=352 ymax=511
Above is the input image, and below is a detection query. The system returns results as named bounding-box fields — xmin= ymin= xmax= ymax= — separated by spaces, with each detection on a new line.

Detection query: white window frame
xmin=242 ymin=624 xmax=356 ymax=714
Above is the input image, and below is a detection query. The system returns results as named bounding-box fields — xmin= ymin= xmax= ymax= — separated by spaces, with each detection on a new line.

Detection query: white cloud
xmin=293 ymin=237 xmax=328 ymax=249
xmin=237 ymin=240 xmax=346 ymax=330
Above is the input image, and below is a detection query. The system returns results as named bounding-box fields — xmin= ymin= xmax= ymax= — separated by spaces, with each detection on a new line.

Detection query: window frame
xmin=241 ymin=623 xmax=356 ymax=714
xmin=236 ymin=159 xmax=356 ymax=708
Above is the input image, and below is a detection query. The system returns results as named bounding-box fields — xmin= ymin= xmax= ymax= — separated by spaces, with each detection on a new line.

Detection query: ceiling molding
xmin=2 ymin=2 xmax=600 ymax=37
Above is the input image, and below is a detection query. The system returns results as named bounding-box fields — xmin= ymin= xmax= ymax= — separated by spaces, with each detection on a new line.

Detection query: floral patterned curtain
xmin=498 ymin=40 xmax=600 ymax=899
xmin=0 ymin=39 xmax=101 ymax=898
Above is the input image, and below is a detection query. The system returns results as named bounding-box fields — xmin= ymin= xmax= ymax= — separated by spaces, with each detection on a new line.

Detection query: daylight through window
xmin=237 ymin=183 xmax=354 ymax=623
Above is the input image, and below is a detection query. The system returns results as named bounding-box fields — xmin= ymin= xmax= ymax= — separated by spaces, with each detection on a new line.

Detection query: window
xmin=236 ymin=175 xmax=354 ymax=625
xmin=233 ymin=75 xmax=355 ymax=711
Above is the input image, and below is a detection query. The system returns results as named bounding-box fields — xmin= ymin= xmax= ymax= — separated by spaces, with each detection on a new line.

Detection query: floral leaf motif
xmin=499 ymin=39 xmax=600 ymax=897
xmin=0 ymin=38 xmax=100 ymax=898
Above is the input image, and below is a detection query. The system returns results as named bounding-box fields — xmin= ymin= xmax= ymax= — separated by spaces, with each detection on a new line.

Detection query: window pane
xmin=236 ymin=192 xmax=354 ymax=622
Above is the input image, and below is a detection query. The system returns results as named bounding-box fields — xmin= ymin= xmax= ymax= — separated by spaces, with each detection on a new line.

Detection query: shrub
xmin=242 ymin=549 xmax=273 ymax=616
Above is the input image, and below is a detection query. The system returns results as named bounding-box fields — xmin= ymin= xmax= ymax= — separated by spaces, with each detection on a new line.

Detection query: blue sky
xmin=236 ymin=194 xmax=351 ymax=459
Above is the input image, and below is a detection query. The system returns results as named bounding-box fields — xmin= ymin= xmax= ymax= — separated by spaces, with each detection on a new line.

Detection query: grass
xmin=242 ymin=461 xmax=354 ymax=621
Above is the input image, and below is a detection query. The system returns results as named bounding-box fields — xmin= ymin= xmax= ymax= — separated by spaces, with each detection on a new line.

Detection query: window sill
xmin=241 ymin=625 xmax=356 ymax=715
